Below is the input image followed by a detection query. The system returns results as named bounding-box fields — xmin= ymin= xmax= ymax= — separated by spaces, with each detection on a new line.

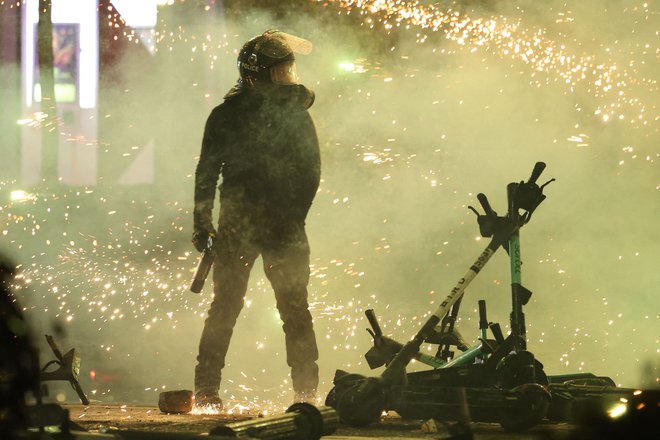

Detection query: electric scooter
xmin=326 ymin=162 xmax=555 ymax=431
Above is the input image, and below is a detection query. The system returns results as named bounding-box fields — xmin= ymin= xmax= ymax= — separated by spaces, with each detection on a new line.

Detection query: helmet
xmin=238 ymin=29 xmax=312 ymax=85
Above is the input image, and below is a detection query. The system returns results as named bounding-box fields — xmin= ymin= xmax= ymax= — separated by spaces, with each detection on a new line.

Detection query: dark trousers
xmin=194 ymin=223 xmax=319 ymax=396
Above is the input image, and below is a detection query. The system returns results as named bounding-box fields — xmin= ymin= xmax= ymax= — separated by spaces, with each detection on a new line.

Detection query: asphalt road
xmin=62 ymin=403 xmax=580 ymax=440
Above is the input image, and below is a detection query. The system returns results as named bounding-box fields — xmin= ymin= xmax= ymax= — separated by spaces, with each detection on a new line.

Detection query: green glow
xmin=339 ymin=62 xmax=355 ymax=72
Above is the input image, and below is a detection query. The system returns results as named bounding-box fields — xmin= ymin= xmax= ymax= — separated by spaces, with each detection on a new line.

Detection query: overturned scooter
xmin=327 ymin=162 xmax=554 ymax=431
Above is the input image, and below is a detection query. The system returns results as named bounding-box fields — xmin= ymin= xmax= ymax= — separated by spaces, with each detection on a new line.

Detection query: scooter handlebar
xmin=365 ymin=309 xmax=383 ymax=338
xmin=478 ymin=300 xmax=489 ymax=330
xmin=528 ymin=161 xmax=546 ymax=185
xmin=477 ymin=193 xmax=497 ymax=218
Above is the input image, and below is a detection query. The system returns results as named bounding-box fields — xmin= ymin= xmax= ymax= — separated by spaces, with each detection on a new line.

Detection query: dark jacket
xmin=194 ymin=83 xmax=320 ymax=242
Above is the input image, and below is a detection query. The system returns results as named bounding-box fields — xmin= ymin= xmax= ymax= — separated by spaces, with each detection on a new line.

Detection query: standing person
xmin=191 ymin=30 xmax=320 ymax=409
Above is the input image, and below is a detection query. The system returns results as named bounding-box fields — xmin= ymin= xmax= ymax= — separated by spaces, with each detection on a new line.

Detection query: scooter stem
xmin=381 ymin=224 xmax=514 ymax=385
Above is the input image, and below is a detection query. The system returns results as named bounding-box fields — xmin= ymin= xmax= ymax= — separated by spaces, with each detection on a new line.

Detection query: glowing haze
xmin=1 ymin=0 xmax=657 ymax=412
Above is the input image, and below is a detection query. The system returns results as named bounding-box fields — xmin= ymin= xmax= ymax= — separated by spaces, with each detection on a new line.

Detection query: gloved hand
xmin=192 ymin=228 xmax=216 ymax=252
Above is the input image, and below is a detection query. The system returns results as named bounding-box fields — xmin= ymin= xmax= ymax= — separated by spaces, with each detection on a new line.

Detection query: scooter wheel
xmin=496 ymin=350 xmax=548 ymax=389
xmin=499 ymin=383 xmax=551 ymax=432
xmin=335 ymin=376 xmax=386 ymax=427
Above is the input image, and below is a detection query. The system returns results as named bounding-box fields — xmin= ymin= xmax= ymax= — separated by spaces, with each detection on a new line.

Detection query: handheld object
xmin=190 ymin=236 xmax=214 ymax=293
